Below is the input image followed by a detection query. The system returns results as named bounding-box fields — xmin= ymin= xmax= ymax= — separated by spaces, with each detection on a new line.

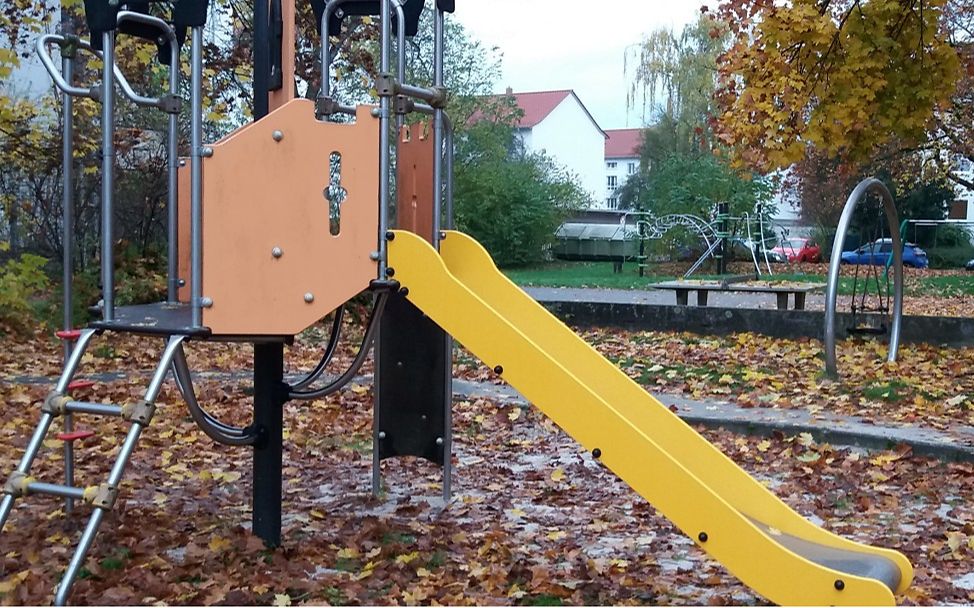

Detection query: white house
xmin=503 ymin=89 xmax=607 ymax=207
xmin=950 ymin=156 xmax=974 ymax=222
xmin=603 ymin=128 xmax=642 ymax=209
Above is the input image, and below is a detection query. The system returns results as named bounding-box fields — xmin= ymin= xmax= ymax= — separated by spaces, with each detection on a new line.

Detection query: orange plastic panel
xmin=396 ymin=122 xmax=435 ymax=243
xmin=199 ymin=101 xmax=379 ymax=336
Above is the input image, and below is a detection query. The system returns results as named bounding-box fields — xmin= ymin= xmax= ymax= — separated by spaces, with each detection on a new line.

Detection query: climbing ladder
xmin=0 ymin=330 xmax=185 ymax=604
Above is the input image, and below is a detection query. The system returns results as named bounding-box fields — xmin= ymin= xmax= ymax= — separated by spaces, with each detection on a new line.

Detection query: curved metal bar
xmin=172 ymin=343 xmax=258 ymax=446
xmin=289 ymin=293 xmax=388 ymax=400
xmin=37 ymin=33 xmax=162 ymax=107
xmin=290 ymin=305 xmax=345 ymax=390
xmin=115 ymin=11 xmax=180 ymax=110
xmin=824 ymin=178 xmax=903 ymax=377
xmin=36 ymin=34 xmax=97 ymax=98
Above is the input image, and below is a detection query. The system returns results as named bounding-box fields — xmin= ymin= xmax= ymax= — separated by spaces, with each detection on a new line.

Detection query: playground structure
xmin=824 ymin=178 xmax=904 ymax=377
xmin=623 ymin=206 xmax=778 ymax=278
xmin=0 ymin=0 xmax=916 ymax=605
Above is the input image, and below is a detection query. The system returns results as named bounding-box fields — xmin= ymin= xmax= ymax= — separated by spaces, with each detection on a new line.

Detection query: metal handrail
xmin=36 ymin=33 xmax=173 ymax=109
xmin=115 ymin=11 xmax=181 ymax=111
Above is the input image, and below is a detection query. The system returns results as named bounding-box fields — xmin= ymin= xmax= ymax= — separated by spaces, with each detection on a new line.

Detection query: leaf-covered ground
xmin=1 ymin=324 xmax=973 ymax=605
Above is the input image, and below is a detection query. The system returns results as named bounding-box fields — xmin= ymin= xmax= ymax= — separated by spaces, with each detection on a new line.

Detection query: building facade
xmin=603 ymin=129 xmax=642 ymax=209
xmin=505 ymin=89 xmax=608 ymax=207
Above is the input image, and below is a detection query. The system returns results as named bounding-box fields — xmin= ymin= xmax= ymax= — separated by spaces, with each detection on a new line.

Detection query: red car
xmin=771 ymin=237 xmax=821 ymax=263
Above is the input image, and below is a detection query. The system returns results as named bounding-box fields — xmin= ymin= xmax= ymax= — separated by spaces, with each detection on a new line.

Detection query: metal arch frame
xmin=824 ymin=178 xmax=904 ymax=377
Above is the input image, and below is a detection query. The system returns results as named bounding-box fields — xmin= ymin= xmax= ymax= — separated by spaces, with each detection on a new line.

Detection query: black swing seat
xmin=846 ymin=325 xmax=888 ymax=336
xmin=82 ymin=0 xmax=210 ymax=65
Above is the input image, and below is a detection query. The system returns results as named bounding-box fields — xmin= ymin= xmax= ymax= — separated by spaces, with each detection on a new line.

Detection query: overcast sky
xmin=454 ymin=1 xmax=704 ymax=131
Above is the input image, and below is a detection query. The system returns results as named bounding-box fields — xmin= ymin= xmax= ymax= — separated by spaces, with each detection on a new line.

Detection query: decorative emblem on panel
xmin=324 ymin=151 xmax=348 ymax=236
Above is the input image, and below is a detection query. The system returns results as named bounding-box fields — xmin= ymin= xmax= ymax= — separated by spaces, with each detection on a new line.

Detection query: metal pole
xmin=432 ymin=7 xmax=444 ymax=249
xmin=377 ymin=0 xmax=391 ymax=276
xmin=100 ymin=31 xmax=115 ymax=321
xmin=54 ymin=509 xmax=104 ymax=605
xmin=444 ymin=116 xmax=454 ymax=229
xmin=166 ymin=39 xmax=180 ymax=302
xmin=394 ymin=0 xmax=406 ymax=131
xmin=190 ymin=27 xmax=204 ymax=327
xmin=61 ymin=46 xmax=76 ymax=514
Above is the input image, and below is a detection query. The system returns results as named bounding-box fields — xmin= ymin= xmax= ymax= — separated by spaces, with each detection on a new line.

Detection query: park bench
xmin=652 ymin=279 xmax=824 ymax=310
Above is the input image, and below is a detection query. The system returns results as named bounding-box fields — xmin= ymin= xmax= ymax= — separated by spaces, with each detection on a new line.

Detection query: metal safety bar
xmin=99 ymin=31 xmax=116 ymax=321
xmin=116 ymin=10 xmax=183 ymax=303
xmin=36 ymin=33 xmax=174 ymax=110
xmin=189 ymin=26 xmax=204 ymax=327
xmin=37 ymin=25 xmax=187 ymax=320
xmin=59 ymin=38 xmax=77 ymax=514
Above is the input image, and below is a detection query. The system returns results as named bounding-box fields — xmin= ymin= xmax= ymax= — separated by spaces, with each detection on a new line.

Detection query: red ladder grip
xmin=67 ymin=379 xmax=95 ymax=391
xmin=56 ymin=430 xmax=96 ymax=442
xmin=55 ymin=329 xmax=83 ymax=341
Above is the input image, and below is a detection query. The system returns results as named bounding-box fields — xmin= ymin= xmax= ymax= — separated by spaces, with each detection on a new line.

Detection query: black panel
xmin=376 ymin=293 xmax=449 ymax=465
xmin=83 ymin=0 xmax=209 ymax=63
xmin=436 ymin=0 xmax=455 ymax=13
xmin=311 ymin=0 xmax=425 ymax=37
xmin=269 ymin=0 xmax=284 ymax=90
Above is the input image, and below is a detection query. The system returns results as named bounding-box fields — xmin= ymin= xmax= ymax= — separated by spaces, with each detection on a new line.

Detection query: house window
xmin=607 ymin=197 xmax=619 ymax=209
xmin=607 ymin=161 xmax=617 ymax=169
xmin=628 ymin=162 xmax=637 ymax=175
xmin=607 ymin=175 xmax=618 ymax=188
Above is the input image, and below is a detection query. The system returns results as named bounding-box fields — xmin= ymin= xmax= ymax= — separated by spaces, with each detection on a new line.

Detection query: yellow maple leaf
xmin=273 ymin=593 xmax=291 ymax=606
xmin=208 ymin=536 xmax=232 ymax=553
xmin=550 ymin=468 xmax=565 ymax=482
xmin=756 ymin=439 xmax=771 ymax=452
xmin=0 ymin=570 xmax=29 ymax=594
xmin=395 ymin=551 xmax=419 ymax=565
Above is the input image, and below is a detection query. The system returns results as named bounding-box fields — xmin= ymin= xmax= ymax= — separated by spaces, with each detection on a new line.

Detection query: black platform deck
xmin=89 ymin=303 xmax=211 ymax=337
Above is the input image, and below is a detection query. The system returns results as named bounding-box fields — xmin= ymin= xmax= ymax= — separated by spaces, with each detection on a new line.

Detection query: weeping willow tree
xmin=620 ymin=15 xmax=772 ymax=229
xmin=624 ymin=14 xmax=728 ymax=151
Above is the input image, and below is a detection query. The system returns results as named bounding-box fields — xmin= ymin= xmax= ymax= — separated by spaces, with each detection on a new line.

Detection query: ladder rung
xmin=68 ymin=379 xmax=95 ymax=391
xmin=65 ymin=401 xmax=122 ymax=417
xmin=55 ymin=329 xmax=83 ymax=341
xmin=25 ymin=481 xmax=86 ymax=501
xmin=56 ymin=430 xmax=96 ymax=441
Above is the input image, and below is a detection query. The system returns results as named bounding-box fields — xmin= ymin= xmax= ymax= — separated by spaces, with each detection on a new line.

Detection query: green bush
xmin=454 ymin=122 xmax=588 ymax=267
xmin=0 ymin=248 xmax=51 ymax=335
xmin=926 ymin=245 xmax=974 ymax=269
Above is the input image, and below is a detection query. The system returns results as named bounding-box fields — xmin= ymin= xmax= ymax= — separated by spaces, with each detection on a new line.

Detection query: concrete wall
xmin=526 ymin=95 xmax=605 ymax=208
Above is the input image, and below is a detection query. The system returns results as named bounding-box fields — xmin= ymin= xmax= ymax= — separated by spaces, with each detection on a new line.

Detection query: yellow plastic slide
xmin=387 ymin=229 xmax=913 ymax=606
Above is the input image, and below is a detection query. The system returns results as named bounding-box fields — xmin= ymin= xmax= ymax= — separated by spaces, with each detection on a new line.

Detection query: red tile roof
xmin=604 ymin=128 xmax=643 ymax=159
xmin=507 ymin=89 xmax=572 ymax=128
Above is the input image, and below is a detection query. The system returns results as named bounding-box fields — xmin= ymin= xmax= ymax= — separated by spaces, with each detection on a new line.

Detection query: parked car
xmin=770 ymin=237 xmax=821 ymax=263
xmin=966 ymin=258 xmax=974 ymax=271
xmin=840 ymin=238 xmax=929 ymax=269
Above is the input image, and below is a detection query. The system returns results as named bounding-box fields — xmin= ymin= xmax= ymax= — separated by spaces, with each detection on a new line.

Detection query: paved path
xmin=452 ymin=377 xmax=974 ymax=462
xmin=524 ymin=286 xmax=828 ymax=310
xmin=10 ymin=368 xmax=972 ymax=462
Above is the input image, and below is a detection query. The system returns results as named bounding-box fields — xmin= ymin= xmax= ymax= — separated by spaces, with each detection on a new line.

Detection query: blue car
xmin=840 ymin=238 xmax=929 ymax=269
